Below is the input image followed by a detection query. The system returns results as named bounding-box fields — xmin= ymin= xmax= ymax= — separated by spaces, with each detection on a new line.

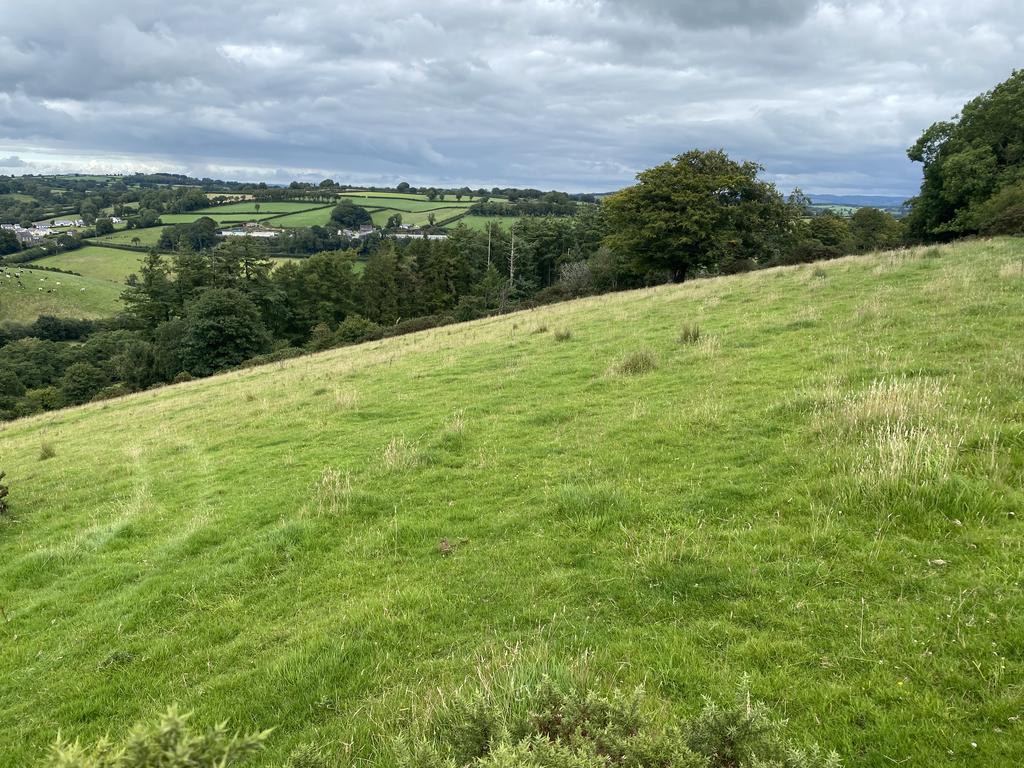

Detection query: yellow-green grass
xmin=156 ymin=213 xmax=279 ymax=225
xmin=31 ymin=246 xmax=143 ymax=285
xmin=0 ymin=267 xmax=123 ymax=323
xmin=2 ymin=240 xmax=1024 ymax=765
xmin=369 ymin=206 xmax=474 ymax=228
xmin=455 ymin=214 xmax=524 ymax=231
xmin=341 ymin=191 xmax=485 ymax=203
xmin=90 ymin=227 xmax=165 ymax=248
xmin=269 ymin=208 xmax=337 ymax=228
xmin=342 ymin=195 xmax=476 ymax=213
xmin=197 ymin=201 xmax=331 ymax=215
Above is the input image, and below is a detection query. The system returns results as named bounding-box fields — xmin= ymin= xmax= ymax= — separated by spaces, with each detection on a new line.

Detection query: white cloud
xmin=0 ymin=0 xmax=1020 ymax=193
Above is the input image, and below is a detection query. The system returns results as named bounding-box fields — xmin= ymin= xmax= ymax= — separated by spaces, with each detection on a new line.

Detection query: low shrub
xmin=45 ymin=706 xmax=269 ymax=767
xmin=612 ymin=349 xmax=658 ymax=376
xmin=39 ymin=442 xmax=56 ymax=461
xmin=394 ymin=679 xmax=840 ymax=768
xmin=678 ymin=322 xmax=701 ymax=345
xmin=0 ymin=471 xmax=8 ymax=516
xmin=554 ymin=328 xmax=572 ymax=342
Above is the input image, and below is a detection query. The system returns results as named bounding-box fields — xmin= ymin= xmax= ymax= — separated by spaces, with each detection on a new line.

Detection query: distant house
xmin=391 ymin=228 xmax=448 ymax=241
xmin=340 ymin=224 xmax=378 ymax=239
xmin=52 ymin=219 xmax=84 ymax=227
xmin=218 ymin=227 xmax=280 ymax=238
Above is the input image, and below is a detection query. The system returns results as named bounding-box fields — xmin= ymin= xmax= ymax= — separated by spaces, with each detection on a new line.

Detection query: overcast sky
xmin=0 ymin=1 xmax=1020 ymax=195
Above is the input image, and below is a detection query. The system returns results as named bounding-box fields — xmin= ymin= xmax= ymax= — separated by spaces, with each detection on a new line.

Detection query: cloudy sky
xmin=0 ymin=1 xmax=1021 ymax=195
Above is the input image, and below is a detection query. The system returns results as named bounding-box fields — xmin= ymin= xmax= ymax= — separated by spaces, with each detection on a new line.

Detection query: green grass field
xmin=31 ymin=246 xmax=143 ymax=285
xmin=197 ymin=201 xmax=329 ymax=215
xmin=268 ymin=208 xmax=336 ymax=228
xmin=0 ymin=266 xmax=123 ymax=323
xmin=340 ymin=195 xmax=475 ymax=213
xmin=455 ymin=214 xmax=524 ymax=231
xmin=156 ymin=213 xmax=279 ymax=225
xmin=90 ymin=227 xmax=165 ymax=248
xmin=1 ymin=240 xmax=1023 ymax=765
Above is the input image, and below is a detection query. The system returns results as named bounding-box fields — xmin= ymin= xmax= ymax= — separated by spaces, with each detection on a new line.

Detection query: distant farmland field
xmin=456 ymin=214 xmax=524 ymax=230
xmin=91 ymin=227 xmax=164 ymax=248
xmin=197 ymin=201 xmax=328 ymax=215
xmin=0 ymin=266 xmax=123 ymax=322
xmin=340 ymin=194 xmax=474 ymax=213
xmin=270 ymin=208 xmax=336 ymax=228
xmin=31 ymin=246 xmax=143 ymax=285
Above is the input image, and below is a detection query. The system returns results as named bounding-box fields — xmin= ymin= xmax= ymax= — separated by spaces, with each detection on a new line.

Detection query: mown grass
xmin=456 ymin=214 xmax=525 ymax=231
xmin=90 ymin=227 xmax=165 ymax=248
xmin=31 ymin=246 xmax=143 ymax=284
xmin=0 ymin=265 xmax=124 ymax=323
xmin=1 ymin=239 xmax=1023 ymax=766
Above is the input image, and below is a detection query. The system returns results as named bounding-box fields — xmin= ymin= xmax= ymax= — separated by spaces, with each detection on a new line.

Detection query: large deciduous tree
xmin=602 ymin=149 xmax=793 ymax=281
xmin=906 ymin=70 xmax=1024 ymax=240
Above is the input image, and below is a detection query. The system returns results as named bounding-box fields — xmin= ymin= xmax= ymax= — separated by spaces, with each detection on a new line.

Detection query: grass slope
xmin=2 ymin=240 xmax=1024 ymax=765
xmin=0 ymin=267 xmax=123 ymax=323
xmin=32 ymin=246 xmax=143 ymax=285
xmin=90 ymin=227 xmax=165 ymax=248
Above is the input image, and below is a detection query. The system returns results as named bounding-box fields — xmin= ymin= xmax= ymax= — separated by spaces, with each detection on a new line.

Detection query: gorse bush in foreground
xmin=46 ymin=707 xmax=269 ymax=768
xmin=395 ymin=680 xmax=840 ymax=768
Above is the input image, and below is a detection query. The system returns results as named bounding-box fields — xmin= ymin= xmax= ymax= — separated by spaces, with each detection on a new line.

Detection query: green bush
xmin=678 ymin=323 xmax=701 ymax=345
xmin=553 ymin=329 xmax=572 ymax=342
xmin=0 ymin=471 xmax=8 ymax=516
xmin=45 ymin=707 xmax=268 ymax=768
xmin=393 ymin=680 xmax=839 ymax=768
xmin=612 ymin=349 xmax=658 ymax=376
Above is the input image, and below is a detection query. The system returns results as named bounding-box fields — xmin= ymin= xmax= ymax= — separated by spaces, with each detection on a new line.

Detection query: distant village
xmin=4 ymin=217 xmax=449 ymax=246
xmin=217 ymin=221 xmax=449 ymax=241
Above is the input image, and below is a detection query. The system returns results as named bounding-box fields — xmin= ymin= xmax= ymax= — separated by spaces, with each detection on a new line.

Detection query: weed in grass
xmin=553 ymin=328 xmax=572 ymax=342
xmin=383 ymin=436 xmax=421 ymax=471
xmin=610 ymin=349 xmax=658 ymax=376
xmin=812 ymin=266 xmax=827 ymax=279
xmin=532 ymin=324 xmax=549 ymax=334
xmin=311 ymin=467 xmax=351 ymax=516
xmin=0 ymin=471 xmax=7 ymax=516
xmin=678 ymin=322 xmax=701 ymax=344
xmin=39 ymin=442 xmax=56 ymax=461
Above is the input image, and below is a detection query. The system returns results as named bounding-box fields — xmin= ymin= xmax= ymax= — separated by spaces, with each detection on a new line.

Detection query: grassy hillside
xmin=32 ymin=245 xmax=143 ymax=285
xmin=1 ymin=239 xmax=1023 ymax=765
xmin=0 ymin=266 xmax=124 ymax=323
xmin=90 ymin=226 xmax=165 ymax=248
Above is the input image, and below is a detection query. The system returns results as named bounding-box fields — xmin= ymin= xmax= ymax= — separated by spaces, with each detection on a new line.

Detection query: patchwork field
xmin=455 ymin=214 xmax=524 ymax=230
xmin=0 ymin=266 xmax=123 ymax=323
xmin=90 ymin=227 xmax=165 ymax=248
xmin=31 ymin=246 xmax=144 ymax=285
xmin=196 ymin=201 xmax=329 ymax=215
xmin=270 ymin=208 xmax=336 ymax=228
xmin=1 ymin=239 xmax=1023 ymax=765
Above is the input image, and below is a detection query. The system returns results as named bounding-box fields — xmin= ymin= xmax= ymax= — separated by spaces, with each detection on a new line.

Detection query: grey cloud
xmin=0 ymin=0 xmax=1021 ymax=193
xmin=0 ymin=154 xmax=27 ymax=167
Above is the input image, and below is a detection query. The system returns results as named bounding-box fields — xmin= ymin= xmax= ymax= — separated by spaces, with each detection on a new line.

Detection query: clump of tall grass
xmin=553 ymin=328 xmax=572 ymax=342
xmin=311 ymin=467 xmax=351 ymax=516
xmin=610 ymin=349 xmax=658 ymax=376
xmin=39 ymin=442 xmax=56 ymax=461
xmin=678 ymin=322 xmax=701 ymax=345
xmin=383 ymin=436 xmax=421 ymax=472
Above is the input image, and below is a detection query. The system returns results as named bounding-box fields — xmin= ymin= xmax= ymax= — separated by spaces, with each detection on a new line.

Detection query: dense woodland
xmin=2 ymin=70 xmax=1023 ymax=420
